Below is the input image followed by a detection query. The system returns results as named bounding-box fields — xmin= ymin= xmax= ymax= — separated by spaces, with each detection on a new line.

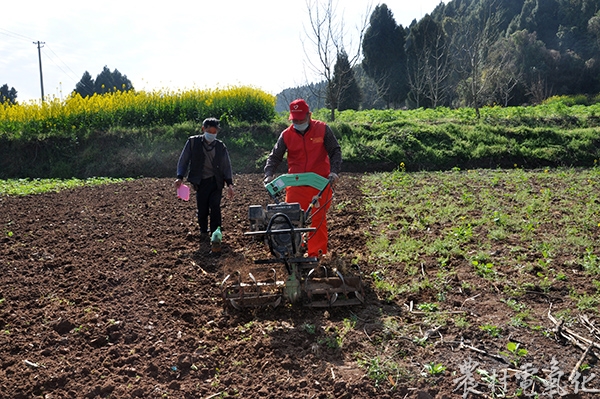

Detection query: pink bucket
xmin=177 ymin=184 xmax=190 ymax=201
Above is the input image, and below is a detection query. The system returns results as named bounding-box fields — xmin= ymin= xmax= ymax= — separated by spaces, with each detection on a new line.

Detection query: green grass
xmin=363 ymin=167 xmax=600 ymax=287
xmin=358 ymin=166 xmax=600 ymax=390
xmin=0 ymin=177 xmax=133 ymax=196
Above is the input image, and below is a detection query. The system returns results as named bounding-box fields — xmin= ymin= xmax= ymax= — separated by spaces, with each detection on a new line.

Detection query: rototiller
xmin=220 ymin=172 xmax=365 ymax=309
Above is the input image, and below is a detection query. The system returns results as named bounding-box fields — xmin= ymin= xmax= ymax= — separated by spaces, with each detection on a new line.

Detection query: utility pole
xmin=34 ymin=41 xmax=45 ymax=102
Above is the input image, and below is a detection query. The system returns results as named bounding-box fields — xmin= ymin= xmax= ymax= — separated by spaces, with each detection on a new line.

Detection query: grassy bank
xmin=1 ymin=94 xmax=599 ymax=178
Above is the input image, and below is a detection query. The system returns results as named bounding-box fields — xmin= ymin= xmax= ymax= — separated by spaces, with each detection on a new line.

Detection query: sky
xmin=1 ymin=0 xmax=446 ymax=103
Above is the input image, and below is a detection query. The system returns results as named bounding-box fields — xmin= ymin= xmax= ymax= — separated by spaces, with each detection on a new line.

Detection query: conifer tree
xmin=95 ymin=66 xmax=133 ymax=95
xmin=327 ymin=50 xmax=361 ymax=112
xmin=0 ymin=84 xmax=18 ymax=105
xmin=74 ymin=71 xmax=95 ymax=98
xmin=361 ymin=4 xmax=408 ymax=108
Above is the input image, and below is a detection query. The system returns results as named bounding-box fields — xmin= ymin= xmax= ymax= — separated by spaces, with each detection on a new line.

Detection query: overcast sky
xmin=1 ymin=0 xmax=446 ymax=103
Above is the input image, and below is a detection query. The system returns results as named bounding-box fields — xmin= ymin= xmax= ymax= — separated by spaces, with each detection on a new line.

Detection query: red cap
xmin=288 ymin=99 xmax=310 ymax=120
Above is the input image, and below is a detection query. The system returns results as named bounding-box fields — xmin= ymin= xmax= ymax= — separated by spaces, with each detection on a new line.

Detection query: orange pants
xmin=286 ymin=185 xmax=333 ymax=257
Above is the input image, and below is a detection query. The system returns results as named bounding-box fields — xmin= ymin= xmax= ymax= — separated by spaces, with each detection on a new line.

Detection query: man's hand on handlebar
xmin=328 ymin=173 xmax=339 ymax=187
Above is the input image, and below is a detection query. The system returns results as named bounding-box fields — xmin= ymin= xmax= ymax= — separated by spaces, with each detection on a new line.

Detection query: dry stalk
xmin=569 ymin=342 xmax=593 ymax=382
xmin=457 ymin=340 xmax=509 ymax=364
xmin=548 ymin=305 xmax=600 ymax=369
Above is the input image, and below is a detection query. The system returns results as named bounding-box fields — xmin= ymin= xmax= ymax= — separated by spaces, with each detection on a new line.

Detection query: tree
xmin=73 ymin=67 xmax=134 ymax=97
xmin=589 ymin=10 xmax=600 ymax=49
xmin=94 ymin=66 xmax=133 ymax=95
xmin=303 ymin=0 xmax=370 ymax=120
xmin=361 ymin=4 xmax=408 ymax=108
xmin=514 ymin=0 xmax=561 ymax=50
xmin=449 ymin=0 xmax=505 ymax=117
xmin=0 ymin=84 xmax=18 ymax=105
xmin=353 ymin=64 xmax=387 ymax=109
xmin=486 ymin=30 xmax=558 ymax=105
xmin=485 ymin=34 xmax=524 ymax=106
xmin=276 ymin=82 xmax=327 ymax=113
xmin=326 ymin=50 xmax=361 ymax=111
xmin=74 ymin=71 xmax=95 ymax=98
xmin=405 ymin=14 xmax=451 ymax=108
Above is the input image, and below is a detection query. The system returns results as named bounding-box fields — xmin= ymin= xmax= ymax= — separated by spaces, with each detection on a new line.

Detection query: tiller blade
xmin=304 ymin=268 xmax=365 ymax=308
xmin=220 ymin=269 xmax=284 ymax=309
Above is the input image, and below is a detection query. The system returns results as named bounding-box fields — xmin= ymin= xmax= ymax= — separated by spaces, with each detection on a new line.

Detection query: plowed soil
xmin=0 ymin=175 xmax=598 ymax=398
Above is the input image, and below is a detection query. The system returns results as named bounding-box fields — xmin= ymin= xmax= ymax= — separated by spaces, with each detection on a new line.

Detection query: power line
xmin=0 ymin=28 xmax=34 ymax=42
xmin=43 ymin=44 xmax=81 ymax=85
xmin=46 ymin=45 xmax=80 ymax=77
xmin=2 ymin=28 xmax=89 ymax=99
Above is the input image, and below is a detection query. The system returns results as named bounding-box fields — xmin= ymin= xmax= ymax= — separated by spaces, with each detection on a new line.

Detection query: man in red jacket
xmin=264 ymin=99 xmax=342 ymax=257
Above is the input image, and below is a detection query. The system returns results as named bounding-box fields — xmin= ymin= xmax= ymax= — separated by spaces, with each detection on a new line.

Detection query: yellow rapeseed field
xmin=0 ymin=86 xmax=276 ymax=140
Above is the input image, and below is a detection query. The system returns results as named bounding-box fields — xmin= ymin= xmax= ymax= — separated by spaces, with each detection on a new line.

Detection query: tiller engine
xmin=221 ymin=173 xmax=365 ymax=309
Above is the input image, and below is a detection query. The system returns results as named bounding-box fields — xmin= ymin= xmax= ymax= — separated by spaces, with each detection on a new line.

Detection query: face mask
xmin=204 ymin=132 xmax=217 ymax=142
xmin=293 ymin=121 xmax=309 ymax=131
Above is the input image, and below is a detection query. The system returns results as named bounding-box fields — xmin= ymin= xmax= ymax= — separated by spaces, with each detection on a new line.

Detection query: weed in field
xmin=370 ymin=270 xmax=406 ymax=301
xmin=302 ymin=323 xmax=316 ymax=334
xmin=480 ymin=324 xmax=502 ymax=338
xmin=460 ymin=281 xmax=473 ymax=294
xmin=404 ymin=264 xmax=419 ymax=277
xmin=318 ymin=335 xmax=340 ymax=350
xmin=73 ymin=325 xmax=85 ymax=334
xmin=501 ymin=298 xmax=525 ymax=312
xmin=450 ymin=223 xmax=473 ymax=241
xmin=500 ymin=342 xmax=528 ymax=366
xmin=488 ymin=227 xmax=508 ymax=241
xmin=342 ymin=316 xmax=358 ymax=331
xmin=574 ymin=293 xmax=600 ymax=312
xmin=565 ymin=226 xmax=594 ymax=249
xmin=582 ymin=248 xmax=600 ymax=274
xmin=492 ymin=210 xmax=508 ymax=226
xmin=383 ymin=234 xmax=422 ymax=265
xmin=334 ymin=200 xmax=352 ymax=211
xmin=423 ymin=362 xmax=446 ymax=376
xmin=358 ymin=356 xmax=405 ymax=389
xmin=472 ymin=260 xmax=496 ymax=279
xmin=531 ymin=324 xmax=552 ymax=337
xmin=428 ymin=237 xmax=462 ymax=258
xmin=380 ymin=316 xmax=403 ymax=341
xmin=417 ymin=302 xmax=439 ymax=312
xmin=409 ymin=278 xmax=434 ymax=293
xmin=536 ymin=272 xmax=553 ymax=292
xmin=580 ymin=363 xmax=592 ymax=372
xmin=454 ymin=316 xmax=470 ymax=329
xmin=510 ymin=311 xmax=530 ymax=328
xmin=477 ymin=368 xmax=508 ymax=397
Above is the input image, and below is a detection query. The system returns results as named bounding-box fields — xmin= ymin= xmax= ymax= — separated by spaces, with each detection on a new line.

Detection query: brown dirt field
xmin=0 ymin=174 xmax=598 ymax=398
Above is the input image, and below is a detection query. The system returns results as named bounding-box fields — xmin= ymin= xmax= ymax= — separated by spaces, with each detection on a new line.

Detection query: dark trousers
xmin=195 ymin=177 xmax=222 ymax=234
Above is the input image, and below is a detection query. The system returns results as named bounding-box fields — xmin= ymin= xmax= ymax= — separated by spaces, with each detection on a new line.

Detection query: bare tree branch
xmin=301 ymin=0 xmax=372 ymax=119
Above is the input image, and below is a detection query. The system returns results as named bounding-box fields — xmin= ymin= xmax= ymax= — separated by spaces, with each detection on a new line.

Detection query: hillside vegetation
xmin=1 ymin=89 xmax=599 ymax=178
